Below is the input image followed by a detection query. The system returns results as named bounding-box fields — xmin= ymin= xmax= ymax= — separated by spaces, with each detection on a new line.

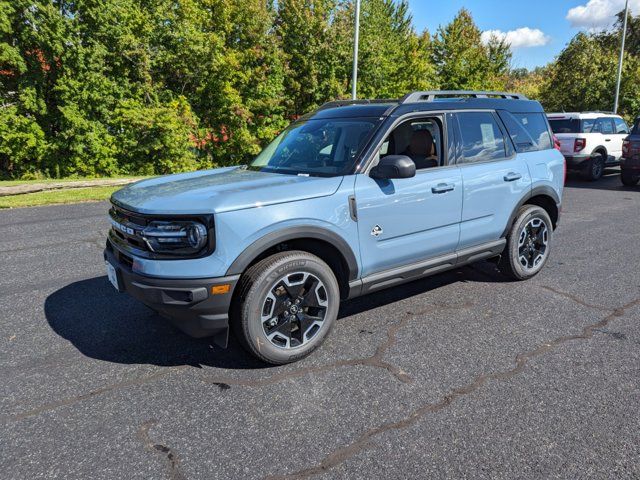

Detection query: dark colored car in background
xmin=621 ymin=116 xmax=640 ymax=186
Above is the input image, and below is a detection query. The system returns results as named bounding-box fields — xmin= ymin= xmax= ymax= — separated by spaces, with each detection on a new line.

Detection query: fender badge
xmin=371 ymin=225 xmax=383 ymax=237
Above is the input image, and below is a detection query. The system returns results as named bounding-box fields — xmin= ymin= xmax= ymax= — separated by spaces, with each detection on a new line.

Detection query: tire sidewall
xmin=241 ymin=254 xmax=340 ymax=364
xmin=507 ymin=206 xmax=553 ymax=280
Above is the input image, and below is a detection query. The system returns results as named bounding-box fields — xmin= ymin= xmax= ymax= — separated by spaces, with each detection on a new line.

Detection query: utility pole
xmin=614 ymin=0 xmax=629 ymax=114
xmin=351 ymin=0 xmax=361 ymax=100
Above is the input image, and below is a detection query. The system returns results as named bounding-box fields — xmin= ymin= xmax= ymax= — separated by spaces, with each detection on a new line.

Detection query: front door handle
xmin=605 ymin=138 xmax=611 ymax=142
xmin=503 ymin=172 xmax=522 ymax=182
xmin=432 ymin=183 xmax=455 ymax=194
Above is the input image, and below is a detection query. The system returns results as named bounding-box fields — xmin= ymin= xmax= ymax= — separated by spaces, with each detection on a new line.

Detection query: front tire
xmin=499 ymin=205 xmax=553 ymax=280
xmin=231 ymin=251 xmax=340 ymax=365
xmin=621 ymin=170 xmax=640 ymax=186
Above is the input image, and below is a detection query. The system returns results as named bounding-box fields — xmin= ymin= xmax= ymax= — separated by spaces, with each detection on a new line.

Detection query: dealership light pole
xmin=614 ymin=0 xmax=629 ymax=113
xmin=351 ymin=0 xmax=361 ymax=100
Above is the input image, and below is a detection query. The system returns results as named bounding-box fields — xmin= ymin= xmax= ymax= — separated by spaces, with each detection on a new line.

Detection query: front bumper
xmin=104 ymin=240 xmax=239 ymax=346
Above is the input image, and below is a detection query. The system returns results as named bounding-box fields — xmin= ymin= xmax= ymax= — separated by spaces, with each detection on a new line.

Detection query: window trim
xmin=453 ymin=110 xmax=515 ymax=167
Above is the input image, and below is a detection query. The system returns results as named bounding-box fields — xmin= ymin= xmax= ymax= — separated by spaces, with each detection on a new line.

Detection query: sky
xmin=406 ymin=0 xmax=640 ymax=69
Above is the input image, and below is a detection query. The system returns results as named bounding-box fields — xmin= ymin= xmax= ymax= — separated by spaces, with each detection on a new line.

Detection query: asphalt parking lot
xmin=1 ymin=170 xmax=639 ymax=479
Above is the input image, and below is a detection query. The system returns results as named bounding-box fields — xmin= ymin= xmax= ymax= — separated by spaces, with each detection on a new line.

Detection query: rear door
xmin=454 ymin=111 xmax=531 ymax=250
xmin=595 ymin=117 xmax=617 ymax=162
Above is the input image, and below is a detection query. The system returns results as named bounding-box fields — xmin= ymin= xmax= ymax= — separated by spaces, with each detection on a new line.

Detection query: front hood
xmin=111 ymin=167 xmax=344 ymax=214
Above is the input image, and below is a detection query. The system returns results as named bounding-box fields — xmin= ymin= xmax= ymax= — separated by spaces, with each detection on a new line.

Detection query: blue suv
xmin=104 ymin=90 xmax=564 ymax=364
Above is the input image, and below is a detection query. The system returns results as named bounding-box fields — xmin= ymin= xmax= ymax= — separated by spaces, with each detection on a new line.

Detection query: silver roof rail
xmin=399 ymin=90 xmax=528 ymax=104
xmin=317 ymin=99 xmax=398 ymax=111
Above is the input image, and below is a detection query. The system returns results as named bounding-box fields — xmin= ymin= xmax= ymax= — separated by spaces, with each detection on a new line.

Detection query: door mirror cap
xmin=370 ymin=155 xmax=416 ymax=180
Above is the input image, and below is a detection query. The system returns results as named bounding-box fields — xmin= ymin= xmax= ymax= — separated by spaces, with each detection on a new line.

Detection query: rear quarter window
xmin=499 ymin=111 xmax=552 ymax=152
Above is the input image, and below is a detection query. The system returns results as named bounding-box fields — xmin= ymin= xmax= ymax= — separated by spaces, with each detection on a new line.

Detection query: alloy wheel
xmin=261 ymin=272 xmax=329 ymax=349
xmin=517 ymin=217 xmax=549 ymax=271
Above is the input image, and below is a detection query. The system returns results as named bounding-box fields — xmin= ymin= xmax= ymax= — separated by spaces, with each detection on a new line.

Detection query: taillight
xmin=553 ymin=135 xmax=561 ymax=151
xmin=622 ymin=140 xmax=630 ymax=157
xmin=574 ymin=138 xmax=586 ymax=152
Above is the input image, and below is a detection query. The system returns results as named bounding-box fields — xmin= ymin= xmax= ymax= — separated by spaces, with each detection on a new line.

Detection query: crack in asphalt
xmin=540 ymin=285 xmax=610 ymax=312
xmin=1 ymin=367 xmax=188 ymax=423
xmin=263 ymin=293 xmax=640 ymax=480
xmin=199 ymin=302 xmax=473 ymax=389
xmin=138 ymin=420 xmax=187 ymax=480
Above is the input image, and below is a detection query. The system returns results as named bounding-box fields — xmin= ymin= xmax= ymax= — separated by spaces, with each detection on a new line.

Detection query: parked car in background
xmin=621 ymin=116 xmax=640 ymax=186
xmin=105 ymin=90 xmax=564 ymax=364
xmin=547 ymin=112 xmax=630 ymax=181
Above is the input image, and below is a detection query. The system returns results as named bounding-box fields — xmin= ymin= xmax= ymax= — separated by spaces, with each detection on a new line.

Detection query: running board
xmin=348 ymin=239 xmax=506 ymax=298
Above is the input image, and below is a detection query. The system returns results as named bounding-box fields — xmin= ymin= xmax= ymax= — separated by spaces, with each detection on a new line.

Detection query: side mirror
xmin=370 ymin=155 xmax=416 ymax=180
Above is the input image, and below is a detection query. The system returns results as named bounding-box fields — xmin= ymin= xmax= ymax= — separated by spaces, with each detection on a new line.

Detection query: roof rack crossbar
xmin=399 ymin=90 xmax=528 ymax=104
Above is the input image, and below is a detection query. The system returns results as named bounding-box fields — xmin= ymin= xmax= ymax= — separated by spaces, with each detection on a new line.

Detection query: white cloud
xmin=481 ymin=27 xmax=551 ymax=48
xmin=566 ymin=0 xmax=640 ymax=31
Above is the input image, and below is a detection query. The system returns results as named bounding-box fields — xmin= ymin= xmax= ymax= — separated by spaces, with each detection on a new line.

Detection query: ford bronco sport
xmin=547 ymin=112 xmax=630 ymax=181
xmin=105 ymin=90 xmax=564 ymax=364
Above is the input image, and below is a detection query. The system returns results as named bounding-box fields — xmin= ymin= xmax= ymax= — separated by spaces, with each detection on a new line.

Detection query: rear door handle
xmin=605 ymin=138 xmax=611 ymax=142
xmin=432 ymin=183 xmax=455 ymax=194
xmin=503 ymin=172 xmax=522 ymax=182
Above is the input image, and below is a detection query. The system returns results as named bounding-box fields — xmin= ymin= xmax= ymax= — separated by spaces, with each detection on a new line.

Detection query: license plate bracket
xmin=105 ymin=261 xmax=121 ymax=291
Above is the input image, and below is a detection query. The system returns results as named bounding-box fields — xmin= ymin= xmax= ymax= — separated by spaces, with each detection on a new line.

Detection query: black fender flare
xmin=590 ymin=145 xmax=608 ymax=158
xmin=225 ymin=226 xmax=359 ymax=280
xmin=502 ymin=186 xmax=561 ymax=237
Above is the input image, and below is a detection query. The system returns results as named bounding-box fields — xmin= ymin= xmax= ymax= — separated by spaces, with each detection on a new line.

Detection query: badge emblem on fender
xmin=371 ymin=225 xmax=383 ymax=237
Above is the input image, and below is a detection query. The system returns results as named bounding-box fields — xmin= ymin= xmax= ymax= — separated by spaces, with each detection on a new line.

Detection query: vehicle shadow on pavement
xmin=565 ymin=170 xmax=639 ymax=192
xmin=44 ymin=263 xmax=509 ymax=369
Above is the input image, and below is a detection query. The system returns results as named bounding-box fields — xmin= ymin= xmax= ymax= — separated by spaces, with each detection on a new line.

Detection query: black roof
xmin=306 ymin=90 xmax=544 ymax=120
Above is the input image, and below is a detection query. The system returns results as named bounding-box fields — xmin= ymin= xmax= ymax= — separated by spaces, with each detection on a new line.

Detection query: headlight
xmin=141 ymin=220 xmax=208 ymax=255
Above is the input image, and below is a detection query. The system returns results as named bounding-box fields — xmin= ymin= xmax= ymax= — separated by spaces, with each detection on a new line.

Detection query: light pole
xmin=614 ymin=0 xmax=629 ymax=114
xmin=351 ymin=0 xmax=361 ymax=100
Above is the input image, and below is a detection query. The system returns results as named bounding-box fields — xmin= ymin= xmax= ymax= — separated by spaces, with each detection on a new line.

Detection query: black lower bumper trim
xmin=104 ymin=242 xmax=239 ymax=346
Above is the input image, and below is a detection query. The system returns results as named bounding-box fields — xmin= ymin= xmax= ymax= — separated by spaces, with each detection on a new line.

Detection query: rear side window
xmin=498 ymin=111 xmax=552 ymax=152
xmin=594 ymin=118 xmax=615 ymax=134
xmin=456 ymin=112 xmax=506 ymax=163
xmin=614 ymin=117 xmax=629 ymax=134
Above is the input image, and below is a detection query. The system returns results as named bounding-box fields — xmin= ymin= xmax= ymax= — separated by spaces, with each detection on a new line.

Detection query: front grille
xmin=109 ymin=204 xmax=153 ymax=254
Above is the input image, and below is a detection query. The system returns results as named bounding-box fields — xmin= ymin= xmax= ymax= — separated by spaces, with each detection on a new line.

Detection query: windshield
xmin=249 ymin=118 xmax=378 ymax=176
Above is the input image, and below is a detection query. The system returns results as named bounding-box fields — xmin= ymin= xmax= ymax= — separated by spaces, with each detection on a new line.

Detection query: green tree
xmin=432 ymin=8 xmax=511 ymax=91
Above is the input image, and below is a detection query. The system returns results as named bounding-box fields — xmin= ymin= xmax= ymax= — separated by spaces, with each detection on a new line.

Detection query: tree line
xmin=1 ymin=1 xmax=639 ymax=180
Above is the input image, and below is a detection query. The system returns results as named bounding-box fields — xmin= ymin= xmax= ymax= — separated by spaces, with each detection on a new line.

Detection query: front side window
xmin=614 ymin=117 xmax=629 ymax=134
xmin=377 ymin=117 xmax=444 ymax=170
xmin=456 ymin=112 xmax=506 ymax=164
xmin=249 ymin=118 xmax=378 ymax=176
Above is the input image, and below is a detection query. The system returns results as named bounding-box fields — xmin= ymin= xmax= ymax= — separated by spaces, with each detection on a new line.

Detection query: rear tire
xmin=583 ymin=152 xmax=605 ymax=181
xmin=499 ymin=205 xmax=553 ymax=281
xmin=621 ymin=170 xmax=640 ymax=186
xmin=231 ymin=251 xmax=340 ymax=365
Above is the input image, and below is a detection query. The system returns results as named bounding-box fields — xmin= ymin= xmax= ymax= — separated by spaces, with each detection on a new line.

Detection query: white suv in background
xmin=547 ymin=112 xmax=630 ymax=181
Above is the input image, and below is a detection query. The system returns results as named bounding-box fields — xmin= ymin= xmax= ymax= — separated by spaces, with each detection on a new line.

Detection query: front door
xmin=355 ymin=115 xmax=463 ymax=277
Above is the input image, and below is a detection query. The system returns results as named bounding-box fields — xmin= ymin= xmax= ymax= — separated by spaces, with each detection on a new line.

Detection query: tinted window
xmin=250 ymin=118 xmax=377 ymax=176
xmin=614 ymin=117 xmax=629 ymax=134
xmin=456 ymin=112 xmax=506 ymax=163
xmin=499 ymin=111 xmax=552 ymax=152
xmin=595 ymin=118 xmax=614 ymax=134
xmin=549 ymin=118 xmax=580 ymax=133
xmin=632 ymin=119 xmax=640 ymax=135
